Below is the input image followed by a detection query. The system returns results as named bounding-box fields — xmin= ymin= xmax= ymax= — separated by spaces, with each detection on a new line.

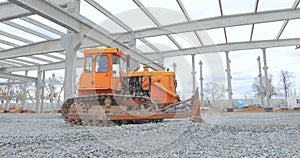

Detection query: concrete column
xmin=257 ymin=56 xmax=265 ymax=108
xmin=5 ymin=80 xmax=11 ymax=111
xmin=35 ymin=67 xmax=42 ymax=113
xmin=225 ymin=51 xmax=233 ymax=108
xmin=21 ymin=71 xmax=28 ymax=110
xmin=40 ymin=70 xmax=45 ymax=113
xmin=62 ymin=0 xmax=81 ymax=100
xmin=199 ymin=60 xmax=204 ymax=104
xmin=191 ymin=55 xmax=196 ymax=93
xmin=262 ymin=48 xmax=271 ymax=107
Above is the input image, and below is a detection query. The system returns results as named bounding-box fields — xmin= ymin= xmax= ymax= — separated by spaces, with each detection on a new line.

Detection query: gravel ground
xmin=0 ymin=112 xmax=299 ymax=157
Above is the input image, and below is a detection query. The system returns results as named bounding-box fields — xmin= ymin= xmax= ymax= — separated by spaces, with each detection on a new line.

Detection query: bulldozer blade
xmin=190 ymin=87 xmax=204 ymax=123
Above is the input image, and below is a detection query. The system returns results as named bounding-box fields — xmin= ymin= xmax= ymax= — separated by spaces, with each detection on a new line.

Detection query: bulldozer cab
xmin=78 ymin=48 xmax=126 ymax=96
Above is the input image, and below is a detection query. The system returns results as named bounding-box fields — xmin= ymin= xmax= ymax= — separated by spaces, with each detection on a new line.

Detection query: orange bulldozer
xmin=61 ymin=48 xmax=203 ymax=126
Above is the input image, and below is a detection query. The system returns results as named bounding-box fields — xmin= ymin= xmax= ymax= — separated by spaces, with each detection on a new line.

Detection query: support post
xmin=35 ymin=67 xmax=42 ymax=113
xmin=191 ymin=55 xmax=196 ymax=93
xmin=5 ymin=80 xmax=11 ymax=111
xmin=62 ymin=0 xmax=81 ymax=100
xmin=262 ymin=48 xmax=271 ymax=108
xmin=40 ymin=70 xmax=45 ymax=113
xmin=257 ymin=56 xmax=265 ymax=108
xmin=21 ymin=71 xmax=28 ymax=110
xmin=225 ymin=51 xmax=233 ymax=109
xmin=199 ymin=60 xmax=204 ymax=104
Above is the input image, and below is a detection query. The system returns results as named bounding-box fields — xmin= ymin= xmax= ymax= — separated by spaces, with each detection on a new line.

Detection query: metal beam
xmin=144 ymin=38 xmax=300 ymax=59
xmin=218 ymin=0 xmax=228 ymax=44
xmin=0 ymin=60 xmax=17 ymax=67
xmin=7 ymin=0 xmax=80 ymax=32
xmin=0 ymin=81 xmax=23 ymax=86
xmin=114 ymin=8 xmax=300 ymax=42
xmin=43 ymin=53 xmax=65 ymax=61
xmin=1 ymin=58 xmax=84 ymax=72
xmin=276 ymin=0 xmax=300 ymax=40
xmin=139 ymin=38 xmax=163 ymax=65
xmin=13 ymin=58 xmax=40 ymax=65
xmin=4 ymin=59 xmax=29 ymax=66
xmin=250 ymin=0 xmax=260 ymax=41
xmin=21 ymin=17 xmax=65 ymax=36
xmin=133 ymin=0 xmax=182 ymax=49
xmin=0 ymin=2 xmax=31 ymax=21
xmin=0 ymin=72 xmax=36 ymax=82
xmin=0 ymin=39 xmax=19 ymax=47
xmin=0 ymin=30 xmax=33 ymax=44
xmin=0 ymin=39 xmax=63 ymax=59
xmin=0 ymin=38 xmax=99 ymax=60
xmin=29 ymin=56 xmax=52 ymax=63
xmin=85 ymin=0 xmax=131 ymax=31
xmin=176 ymin=0 xmax=204 ymax=46
xmin=3 ymin=38 xmax=300 ymax=72
xmin=3 ymin=21 xmax=54 ymax=40
xmin=8 ymin=0 xmax=164 ymax=70
xmin=0 ymin=1 xmax=70 ymax=21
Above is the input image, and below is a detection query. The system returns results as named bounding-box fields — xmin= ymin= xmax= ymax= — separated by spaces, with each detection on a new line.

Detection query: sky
xmin=0 ymin=0 xmax=300 ymax=99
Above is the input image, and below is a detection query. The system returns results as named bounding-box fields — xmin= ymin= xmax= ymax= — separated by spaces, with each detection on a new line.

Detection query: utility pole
xmin=257 ymin=56 xmax=265 ymax=108
xmin=199 ymin=60 xmax=204 ymax=104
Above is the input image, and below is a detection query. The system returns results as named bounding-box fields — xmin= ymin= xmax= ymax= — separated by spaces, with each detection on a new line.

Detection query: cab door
xmin=94 ymin=55 xmax=111 ymax=89
xmin=111 ymin=55 xmax=121 ymax=90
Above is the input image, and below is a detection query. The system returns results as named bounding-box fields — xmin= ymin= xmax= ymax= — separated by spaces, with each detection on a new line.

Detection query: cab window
xmin=112 ymin=55 xmax=120 ymax=78
xmin=85 ymin=56 xmax=92 ymax=72
xmin=95 ymin=56 xmax=108 ymax=72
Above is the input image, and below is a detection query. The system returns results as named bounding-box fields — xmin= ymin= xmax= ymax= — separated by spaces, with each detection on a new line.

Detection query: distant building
xmin=287 ymin=96 xmax=300 ymax=109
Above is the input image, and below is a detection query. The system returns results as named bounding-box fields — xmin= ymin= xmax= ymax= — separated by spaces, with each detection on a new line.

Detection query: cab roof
xmin=83 ymin=48 xmax=125 ymax=59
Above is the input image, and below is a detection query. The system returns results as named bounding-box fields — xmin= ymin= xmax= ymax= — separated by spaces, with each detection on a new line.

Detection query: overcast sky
xmin=1 ymin=0 xmax=300 ymax=99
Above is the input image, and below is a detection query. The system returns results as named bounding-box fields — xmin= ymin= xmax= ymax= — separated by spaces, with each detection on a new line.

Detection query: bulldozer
xmin=61 ymin=48 xmax=203 ymax=126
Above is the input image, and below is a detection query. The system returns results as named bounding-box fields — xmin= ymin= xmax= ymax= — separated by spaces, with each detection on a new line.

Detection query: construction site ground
xmin=0 ymin=111 xmax=299 ymax=157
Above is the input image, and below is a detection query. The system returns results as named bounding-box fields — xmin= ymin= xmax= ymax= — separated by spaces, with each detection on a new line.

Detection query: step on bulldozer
xmin=61 ymin=48 xmax=203 ymax=126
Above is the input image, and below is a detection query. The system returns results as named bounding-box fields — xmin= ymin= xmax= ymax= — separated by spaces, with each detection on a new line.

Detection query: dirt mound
xmin=238 ymin=106 xmax=265 ymax=112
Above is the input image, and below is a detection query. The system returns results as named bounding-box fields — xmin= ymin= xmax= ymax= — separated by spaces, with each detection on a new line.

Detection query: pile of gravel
xmin=0 ymin=112 xmax=299 ymax=157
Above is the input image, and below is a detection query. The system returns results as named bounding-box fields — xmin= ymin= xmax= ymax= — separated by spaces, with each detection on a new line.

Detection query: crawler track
xmin=61 ymin=94 xmax=163 ymax=126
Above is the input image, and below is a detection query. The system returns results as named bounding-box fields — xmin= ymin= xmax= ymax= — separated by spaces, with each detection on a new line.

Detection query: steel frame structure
xmin=0 ymin=0 xmax=299 ymax=111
